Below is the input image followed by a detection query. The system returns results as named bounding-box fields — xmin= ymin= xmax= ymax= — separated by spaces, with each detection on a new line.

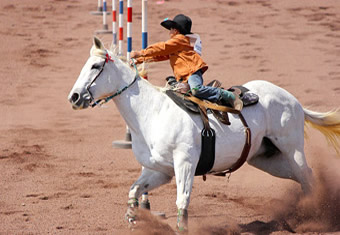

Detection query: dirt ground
xmin=1 ymin=0 xmax=340 ymax=234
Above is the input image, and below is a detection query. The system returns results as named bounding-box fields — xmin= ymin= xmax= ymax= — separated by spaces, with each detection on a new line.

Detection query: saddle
xmin=165 ymin=77 xmax=259 ymax=125
xmin=165 ymin=77 xmax=258 ymax=177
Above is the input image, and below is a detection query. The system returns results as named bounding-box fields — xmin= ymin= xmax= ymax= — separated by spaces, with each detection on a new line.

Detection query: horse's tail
xmin=304 ymin=108 xmax=340 ymax=155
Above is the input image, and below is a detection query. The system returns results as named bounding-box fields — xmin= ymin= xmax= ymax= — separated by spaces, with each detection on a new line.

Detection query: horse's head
xmin=68 ymin=37 xmax=125 ymax=110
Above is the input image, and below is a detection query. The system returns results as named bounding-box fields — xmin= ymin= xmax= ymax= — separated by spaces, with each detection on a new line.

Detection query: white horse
xmin=68 ymin=37 xmax=340 ymax=231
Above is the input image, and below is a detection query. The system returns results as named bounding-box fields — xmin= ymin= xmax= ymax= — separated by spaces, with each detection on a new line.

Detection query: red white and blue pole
xmin=141 ymin=0 xmax=148 ymax=79
xmin=142 ymin=0 xmax=148 ymax=50
xmin=112 ymin=0 xmax=117 ymax=46
xmin=118 ymin=0 xmax=124 ymax=56
xmin=127 ymin=0 xmax=132 ymax=60
xmin=102 ymin=0 xmax=109 ymax=30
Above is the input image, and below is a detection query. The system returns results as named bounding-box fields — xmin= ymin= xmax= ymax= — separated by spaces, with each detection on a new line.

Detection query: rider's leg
xmin=187 ymin=70 xmax=236 ymax=104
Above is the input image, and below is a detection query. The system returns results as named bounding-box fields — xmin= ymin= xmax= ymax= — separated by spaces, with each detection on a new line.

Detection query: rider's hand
xmin=130 ymin=51 xmax=141 ymax=59
xmin=129 ymin=58 xmax=136 ymax=67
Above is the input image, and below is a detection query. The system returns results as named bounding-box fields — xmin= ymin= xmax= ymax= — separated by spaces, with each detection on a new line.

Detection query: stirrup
xmin=231 ymin=95 xmax=243 ymax=111
xmin=230 ymin=87 xmax=243 ymax=111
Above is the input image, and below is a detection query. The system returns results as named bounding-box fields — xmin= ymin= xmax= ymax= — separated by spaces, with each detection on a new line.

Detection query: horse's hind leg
xmin=287 ymin=148 xmax=314 ymax=193
xmin=249 ymin=136 xmax=314 ymax=194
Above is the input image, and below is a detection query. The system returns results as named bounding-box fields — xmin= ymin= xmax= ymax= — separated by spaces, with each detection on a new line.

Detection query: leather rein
xmin=86 ymin=53 xmax=140 ymax=108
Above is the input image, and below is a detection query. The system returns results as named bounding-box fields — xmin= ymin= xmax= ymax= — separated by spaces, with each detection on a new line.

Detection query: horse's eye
xmin=91 ymin=63 xmax=102 ymax=70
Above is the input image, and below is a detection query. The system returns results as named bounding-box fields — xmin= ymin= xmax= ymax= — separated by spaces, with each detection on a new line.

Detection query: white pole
xmin=97 ymin=0 xmax=102 ymax=12
xmin=141 ymin=0 xmax=150 ymax=206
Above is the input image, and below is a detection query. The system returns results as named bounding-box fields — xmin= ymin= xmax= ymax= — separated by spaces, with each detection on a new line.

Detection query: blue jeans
xmin=188 ymin=70 xmax=221 ymax=102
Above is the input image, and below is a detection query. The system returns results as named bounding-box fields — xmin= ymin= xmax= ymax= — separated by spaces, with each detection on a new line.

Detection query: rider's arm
xmin=132 ymin=35 xmax=185 ymax=60
xmin=135 ymin=55 xmax=169 ymax=64
xmin=140 ymin=38 xmax=181 ymax=57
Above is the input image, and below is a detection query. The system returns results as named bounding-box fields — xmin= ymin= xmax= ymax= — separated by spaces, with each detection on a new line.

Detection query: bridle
xmin=86 ymin=53 xmax=140 ymax=108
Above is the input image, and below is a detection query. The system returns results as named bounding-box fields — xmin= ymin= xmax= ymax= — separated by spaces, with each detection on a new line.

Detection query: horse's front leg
xmin=126 ymin=167 xmax=172 ymax=225
xmin=174 ymin=154 xmax=197 ymax=232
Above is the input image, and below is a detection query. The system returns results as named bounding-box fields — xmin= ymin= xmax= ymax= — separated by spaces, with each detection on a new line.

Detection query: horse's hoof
xmin=176 ymin=226 xmax=188 ymax=234
xmin=177 ymin=209 xmax=188 ymax=233
xmin=126 ymin=215 xmax=136 ymax=224
xmin=140 ymin=200 xmax=151 ymax=210
xmin=125 ymin=212 xmax=137 ymax=230
xmin=125 ymin=207 xmax=138 ymax=225
xmin=125 ymin=198 xmax=139 ymax=229
xmin=128 ymin=217 xmax=137 ymax=227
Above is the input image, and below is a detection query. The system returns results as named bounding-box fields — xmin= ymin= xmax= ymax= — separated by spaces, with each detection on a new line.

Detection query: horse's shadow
xmin=181 ymin=213 xmax=296 ymax=234
xmin=239 ymin=219 xmax=295 ymax=235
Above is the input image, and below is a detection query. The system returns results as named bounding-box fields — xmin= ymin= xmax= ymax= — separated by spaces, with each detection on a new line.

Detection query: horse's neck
xmin=112 ymin=63 xmax=166 ymax=135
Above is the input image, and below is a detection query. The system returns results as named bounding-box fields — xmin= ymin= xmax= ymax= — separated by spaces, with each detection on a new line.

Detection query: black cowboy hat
xmin=161 ymin=14 xmax=193 ymax=35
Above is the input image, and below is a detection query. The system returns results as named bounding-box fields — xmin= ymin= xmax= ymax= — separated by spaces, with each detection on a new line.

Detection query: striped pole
xmin=141 ymin=0 xmax=149 ymax=207
xmin=112 ymin=0 xmax=117 ymax=46
xmin=90 ymin=0 xmax=103 ymax=15
xmin=118 ymin=0 xmax=124 ymax=56
xmin=102 ymin=0 xmax=108 ymax=30
xmin=97 ymin=0 xmax=102 ymax=12
xmin=141 ymin=0 xmax=148 ymax=79
xmin=127 ymin=0 xmax=132 ymax=60
xmin=91 ymin=0 xmax=111 ymax=16
xmin=112 ymin=0 xmax=148 ymax=150
xmin=124 ymin=0 xmax=133 ymax=155
xmin=142 ymin=0 xmax=148 ymax=50
xmin=95 ymin=0 xmax=112 ymax=34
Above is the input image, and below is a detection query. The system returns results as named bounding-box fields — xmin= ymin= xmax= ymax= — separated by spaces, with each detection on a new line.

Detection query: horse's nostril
xmin=71 ymin=93 xmax=80 ymax=103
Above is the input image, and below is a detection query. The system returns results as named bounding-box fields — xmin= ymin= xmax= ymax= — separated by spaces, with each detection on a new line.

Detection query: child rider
xmin=130 ymin=14 xmax=240 ymax=108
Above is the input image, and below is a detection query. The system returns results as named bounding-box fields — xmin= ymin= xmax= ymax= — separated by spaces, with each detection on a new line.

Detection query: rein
xmin=87 ymin=54 xmax=140 ymax=108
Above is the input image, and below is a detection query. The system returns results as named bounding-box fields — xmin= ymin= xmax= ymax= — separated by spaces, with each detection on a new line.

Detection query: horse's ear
xmin=93 ymin=36 xmax=104 ymax=49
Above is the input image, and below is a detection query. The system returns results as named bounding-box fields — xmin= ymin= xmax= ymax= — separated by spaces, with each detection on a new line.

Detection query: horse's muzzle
xmin=68 ymin=89 xmax=91 ymax=110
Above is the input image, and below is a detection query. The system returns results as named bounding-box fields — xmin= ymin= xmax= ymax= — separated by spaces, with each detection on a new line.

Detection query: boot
xmin=220 ymin=89 xmax=243 ymax=111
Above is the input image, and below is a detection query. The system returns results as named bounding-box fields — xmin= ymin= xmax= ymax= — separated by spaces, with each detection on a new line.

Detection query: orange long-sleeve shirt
xmin=135 ymin=34 xmax=208 ymax=82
